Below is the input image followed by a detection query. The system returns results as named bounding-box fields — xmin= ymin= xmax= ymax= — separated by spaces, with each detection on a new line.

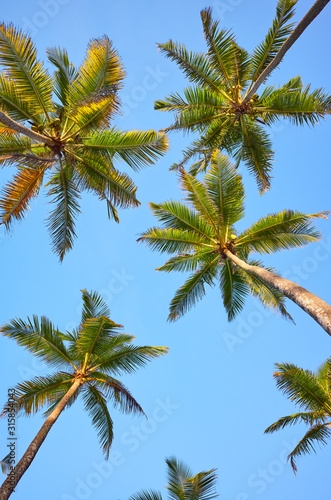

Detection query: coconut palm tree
xmin=138 ymin=151 xmax=331 ymax=335
xmin=155 ymin=0 xmax=331 ymax=192
xmin=0 ymin=25 xmax=168 ymax=260
xmin=265 ymin=358 xmax=331 ymax=473
xmin=0 ymin=289 xmax=168 ymax=499
xmin=130 ymin=457 xmax=219 ymax=500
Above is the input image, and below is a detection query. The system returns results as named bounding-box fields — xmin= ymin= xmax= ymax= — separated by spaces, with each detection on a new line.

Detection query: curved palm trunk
xmin=224 ymin=249 xmax=331 ymax=336
xmin=244 ymin=0 xmax=330 ymax=102
xmin=0 ymin=379 xmax=81 ymax=500
xmin=0 ymin=111 xmax=54 ymax=146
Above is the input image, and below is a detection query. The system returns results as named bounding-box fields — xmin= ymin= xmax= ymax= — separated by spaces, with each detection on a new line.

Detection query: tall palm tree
xmin=155 ymin=0 xmax=331 ymax=192
xmin=0 ymin=289 xmax=168 ymax=499
xmin=138 ymin=151 xmax=331 ymax=335
xmin=0 ymin=25 xmax=168 ymax=260
xmin=130 ymin=457 xmax=219 ymax=500
xmin=265 ymin=358 xmax=331 ymax=473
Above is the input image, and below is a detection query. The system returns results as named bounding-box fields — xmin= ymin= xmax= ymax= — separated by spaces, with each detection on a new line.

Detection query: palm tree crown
xmin=0 ymin=25 xmax=168 ymax=259
xmin=130 ymin=457 xmax=219 ymax=500
xmin=0 ymin=289 xmax=168 ymax=459
xmin=155 ymin=1 xmax=331 ymax=192
xmin=265 ymin=358 xmax=331 ymax=473
xmin=138 ymin=151 xmax=328 ymax=324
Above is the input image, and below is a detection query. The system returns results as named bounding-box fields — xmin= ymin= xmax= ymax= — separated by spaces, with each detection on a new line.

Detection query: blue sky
xmin=0 ymin=1 xmax=330 ymax=499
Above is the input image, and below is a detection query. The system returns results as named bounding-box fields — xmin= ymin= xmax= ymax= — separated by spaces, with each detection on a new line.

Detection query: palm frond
xmin=0 ymin=74 xmax=37 ymax=123
xmin=220 ymin=260 xmax=249 ymax=321
xmin=156 ymin=250 xmax=215 ymax=273
xmin=47 ymin=46 xmax=77 ymax=106
xmin=273 ymin=362 xmax=331 ymax=413
xmin=157 ymin=41 xmax=224 ymax=94
xmin=130 ymin=491 xmax=163 ymax=500
xmin=149 ymin=201 xmax=216 ymax=240
xmin=185 ymin=468 xmax=219 ymax=500
xmin=67 ymin=36 xmax=124 ymax=107
xmin=237 ymin=210 xmax=327 ymax=254
xmin=249 ymin=0 xmax=296 ymax=83
xmin=82 ymin=129 xmax=169 ymax=171
xmin=265 ymin=411 xmax=327 ymax=434
xmin=46 ymin=163 xmax=81 ymax=262
xmin=205 ymin=151 xmax=245 ymax=234
xmin=90 ymin=340 xmax=168 ymax=375
xmin=1 ymin=372 xmax=74 ymax=417
xmin=166 ymin=456 xmax=193 ymax=500
xmin=0 ymin=163 xmax=49 ymax=229
xmin=70 ymin=148 xmax=140 ymax=210
xmin=168 ymin=255 xmax=219 ymax=321
xmin=137 ymin=227 xmax=213 ymax=254
xmin=80 ymin=289 xmax=111 ymax=324
xmin=0 ymin=315 xmax=76 ymax=369
xmin=75 ymin=316 xmax=122 ymax=363
xmin=288 ymin=423 xmax=331 ymax=473
xmin=0 ymin=23 xmax=54 ymax=119
xmin=82 ymin=384 xmax=114 ymax=459
xmin=88 ymin=373 xmax=145 ymax=416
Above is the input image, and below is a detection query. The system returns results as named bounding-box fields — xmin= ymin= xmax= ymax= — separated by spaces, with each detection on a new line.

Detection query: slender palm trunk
xmin=0 ymin=111 xmax=54 ymax=146
xmin=224 ymin=249 xmax=331 ymax=336
xmin=244 ymin=0 xmax=330 ymax=102
xmin=0 ymin=379 xmax=81 ymax=500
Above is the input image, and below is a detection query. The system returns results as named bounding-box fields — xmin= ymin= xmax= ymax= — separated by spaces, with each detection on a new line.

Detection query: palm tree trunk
xmin=244 ymin=0 xmax=330 ymax=102
xmin=0 ymin=111 xmax=54 ymax=146
xmin=0 ymin=379 xmax=82 ymax=500
xmin=224 ymin=249 xmax=331 ymax=336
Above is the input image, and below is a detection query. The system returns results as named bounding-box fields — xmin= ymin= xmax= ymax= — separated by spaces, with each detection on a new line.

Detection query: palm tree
xmin=138 ymin=151 xmax=331 ymax=335
xmin=155 ymin=0 xmax=331 ymax=192
xmin=265 ymin=358 xmax=331 ymax=473
xmin=0 ymin=289 xmax=168 ymax=499
xmin=130 ymin=457 xmax=219 ymax=500
xmin=0 ymin=25 xmax=168 ymax=260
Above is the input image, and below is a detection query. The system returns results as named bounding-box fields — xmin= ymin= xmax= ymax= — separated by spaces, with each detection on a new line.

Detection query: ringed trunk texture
xmin=224 ymin=249 xmax=331 ymax=336
xmin=244 ymin=0 xmax=330 ymax=102
xmin=0 ymin=379 xmax=81 ymax=500
xmin=0 ymin=111 xmax=54 ymax=146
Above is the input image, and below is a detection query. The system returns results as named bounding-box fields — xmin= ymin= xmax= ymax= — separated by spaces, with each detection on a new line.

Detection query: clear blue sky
xmin=0 ymin=1 xmax=330 ymax=499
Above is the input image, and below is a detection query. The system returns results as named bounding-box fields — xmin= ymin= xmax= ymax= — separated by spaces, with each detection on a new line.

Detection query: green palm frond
xmin=205 ymin=151 xmax=245 ymax=233
xmin=138 ymin=227 xmax=212 ymax=254
xmin=80 ymin=289 xmax=111 ymax=324
xmin=149 ymin=201 xmax=216 ymax=240
xmin=82 ymin=129 xmax=169 ymax=171
xmin=184 ymin=468 xmax=219 ymax=500
xmin=157 ymin=250 xmax=214 ymax=273
xmin=46 ymin=163 xmax=81 ymax=261
xmin=0 ymin=163 xmax=49 ymax=228
xmin=82 ymin=384 xmax=114 ymax=459
xmin=248 ymin=0 xmax=296 ymax=83
xmin=0 ymin=132 xmax=32 ymax=161
xmin=91 ymin=341 xmax=168 ymax=376
xmin=220 ymin=260 xmax=249 ymax=321
xmin=0 ymin=23 xmax=54 ymax=119
xmin=155 ymin=87 xmax=226 ymax=114
xmin=237 ymin=210 xmax=327 ymax=254
xmin=168 ymin=255 xmax=219 ymax=322
xmin=260 ymin=83 xmax=331 ymax=126
xmin=130 ymin=491 xmax=163 ymax=500
xmin=75 ymin=316 xmax=122 ymax=363
xmin=1 ymin=372 xmax=74 ymax=417
xmin=166 ymin=456 xmax=193 ymax=500
xmin=70 ymin=149 xmax=140 ymax=209
xmin=0 ymin=315 xmax=76 ymax=369
xmin=47 ymin=46 xmax=77 ymax=106
xmin=157 ymin=41 xmax=223 ymax=94
xmin=234 ymin=118 xmax=273 ymax=193
xmin=200 ymin=9 xmax=241 ymax=92
xmin=288 ymin=423 xmax=331 ymax=474
xmin=273 ymin=362 xmax=331 ymax=413
xmin=0 ymin=74 xmax=37 ymax=123
xmin=88 ymin=373 xmax=145 ymax=415
xmin=65 ymin=95 xmax=119 ymax=136
xmin=265 ymin=411 xmax=326 ymax=434
xmin=181 ymin=171 xmax=220 ymax=234
xmin=67 ymin=36 xmax=124 ymax=107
